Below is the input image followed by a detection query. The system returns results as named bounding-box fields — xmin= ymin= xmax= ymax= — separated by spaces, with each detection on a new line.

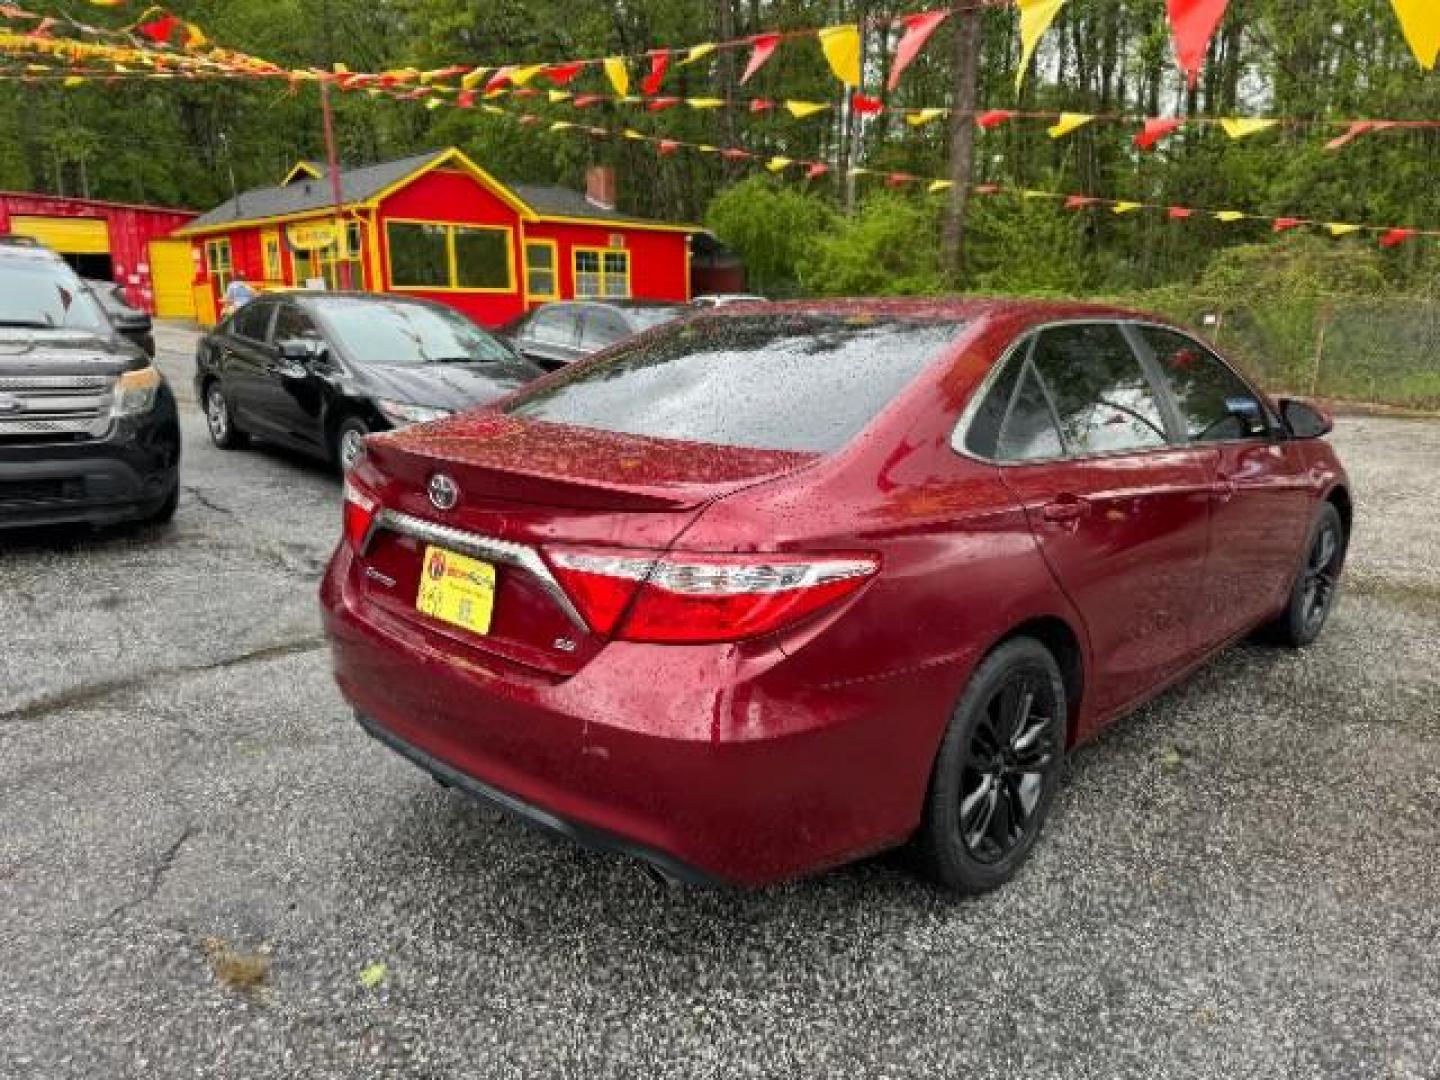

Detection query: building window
xmin=290 ymin=220 xmax=363 ymax=290
xmin=205 ymin=238 xmax=233 ymax=296
xmin=386 ymin=221 xmax=512 ymax=291
xmin=525 ymin=240 xmax=558 ymax=300
xmin=262 ymin=230 xmax=283 ymax=284
xmin=574 ymin=247 xmax=630 ymax=299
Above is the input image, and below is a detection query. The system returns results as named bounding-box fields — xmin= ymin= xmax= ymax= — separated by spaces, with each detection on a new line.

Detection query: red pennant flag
xmin=722 ymin=148 xmax=754 ymax=161
xmin=1273 ymin=217 xmax=1305 ymax=233
xmin=513 ymin=87 xmax=541 ymax=98
xmin=1380 ymin=228 xmax=1416 ymax=248
xmin=749 ymin=98 xmax=776 ymax=113
xmin=805 ymin=162 xmax=830 ymax=180
xmin=1064 ymin=195 xmax=1099 ymax=210
xmin=456 ymin=90 xmax=476 ymax=108
xmin=974 ymin=184 xmax=1001 ymax=195
xmin=1166 ymin=0 xmax=1230 ymax=88
xmin=519 ymin=114 xmax=541 ymax=126
xmin=657 ymin=140 xmax=680 ymax=156
xmin=484 ymin=66 xmax=515 ymax=93
xmin=137 ymin=13 xmax=181 ymax=44
xmin=647 ymin=97 xmax=681 ymax=112
xmin=888 ymin=10 xmax=949 ymax=91
xmin=1134 ymin=117 xmax=1184 ymax=151
xmin=1168 ymin=206 xmax=1194 ymax=219
xmin=542 ymin=62 xmax=584 ymax=85
xmin=885 ymin=173 xmax=915 ymax=188
xmin=1324 ymin=120 xmax=1396 ymax=151
xmin=642 ymin=51 xmax=670 ymax=95
xmin=976 ymin=110 xmax=1015 ymax=130
xmin=572 ymin=94 xmax=603 ymax=108
xmin=741 ymin=33 xmax=782 ymax=84
xmin=851 ymin=93 xmax=885 ymax=115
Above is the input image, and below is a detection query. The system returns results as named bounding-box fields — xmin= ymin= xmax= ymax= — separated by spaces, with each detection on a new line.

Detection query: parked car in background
xmin=691 ymin=293 xmax=768 ymax=308
xmin=195 ymin=292 xmax=543 ymax=471
xmin=322 ymin=299 xmax=1351 ymax=893
xmin=497 ymin=300 xmax=689 ymax=369
xmin=84 ymin=278 xmax=155 ymax=358
xmin=0 ymin=239 xmax=180 ymax=530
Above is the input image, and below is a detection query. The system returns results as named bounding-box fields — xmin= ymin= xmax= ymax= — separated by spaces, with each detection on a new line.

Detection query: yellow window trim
xmin=524 ymin=238 xmax=560 ymax=303
xmin=383 ymin=217 xmax=516 ymax=295
xmin=572 ymin=245 xmax=631 ymax=300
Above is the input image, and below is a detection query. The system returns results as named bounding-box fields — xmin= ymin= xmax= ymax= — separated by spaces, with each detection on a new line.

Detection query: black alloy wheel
xmin=1270 ymin=502 xmax=1347 ymax=648
xmin=918 ymin=636 xmax=1067 ymax=894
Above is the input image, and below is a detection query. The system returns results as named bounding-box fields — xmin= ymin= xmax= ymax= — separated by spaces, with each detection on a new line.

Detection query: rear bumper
xmin=321 ymin=544 xmax=954 ymax=887
xmin=0 ymin=390 xmax=180 ymax=530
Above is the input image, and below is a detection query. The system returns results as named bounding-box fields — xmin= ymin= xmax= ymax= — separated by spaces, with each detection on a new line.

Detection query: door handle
xmin=1213 ymin=473 xmax=1238 ymax=503
xmin=1041 ymin=496 xmax=1089 ymax=524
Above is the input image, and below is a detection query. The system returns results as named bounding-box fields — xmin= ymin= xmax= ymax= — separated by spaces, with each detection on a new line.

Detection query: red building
xmin=174 ymin=147 xmax=698 ymax=327
xmin=0 ymin=192 xmax=197 ymax=316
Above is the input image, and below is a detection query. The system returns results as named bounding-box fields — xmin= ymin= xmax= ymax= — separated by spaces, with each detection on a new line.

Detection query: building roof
xmin=178 ymin=148 xmax=692 ymax=236
xmin=181 ymin=150 xmax=448 ymax=233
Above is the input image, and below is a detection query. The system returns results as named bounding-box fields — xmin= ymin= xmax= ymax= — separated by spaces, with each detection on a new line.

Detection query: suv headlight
xmin=375 ymin=399 xmax=452 ymax=426
xmin=113 ymin=366 xmax=162 ymax=417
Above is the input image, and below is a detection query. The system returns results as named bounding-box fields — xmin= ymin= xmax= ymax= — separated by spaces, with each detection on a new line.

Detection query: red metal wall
xmin=0 ymin=192 xmax=195 ymax=313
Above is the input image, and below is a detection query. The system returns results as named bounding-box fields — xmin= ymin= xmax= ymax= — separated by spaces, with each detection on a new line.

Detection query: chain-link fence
xmin=1145 ymin=296 xmax=1440 ymax=411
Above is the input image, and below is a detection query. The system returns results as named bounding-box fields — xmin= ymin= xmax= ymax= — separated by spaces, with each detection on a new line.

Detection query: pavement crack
xmin=0 ymin=635 xmax=328 ymax=728
xmin=183 ymin=485 xmax=235 ymax=517
xmin=104 ymin=822 xmax=197 ymax=923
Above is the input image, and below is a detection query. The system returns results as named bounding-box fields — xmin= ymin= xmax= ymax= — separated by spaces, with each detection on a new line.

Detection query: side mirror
xmin=277 ymin=337 xmax=324 ymax=364
xmin=1279 ymin=397 xmax=1334 ymax=439
xmin=114 ymin=311 xmax=152 ymax=334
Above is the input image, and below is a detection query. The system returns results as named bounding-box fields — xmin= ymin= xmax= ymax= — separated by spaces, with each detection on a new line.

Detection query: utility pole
xmin=940 ymin=8 xmax=982 ymax=281
xmin=319 ymin=0 xmax=352 ymax=288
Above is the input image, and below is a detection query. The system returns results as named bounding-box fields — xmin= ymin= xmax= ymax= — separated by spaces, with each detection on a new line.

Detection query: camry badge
xmin=427 ymin=473 xmax=459 ymax=511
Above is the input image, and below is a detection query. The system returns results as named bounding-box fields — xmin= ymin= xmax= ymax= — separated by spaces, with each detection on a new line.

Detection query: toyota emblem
xmin=427 ymin=473 xmax=459 ymax=511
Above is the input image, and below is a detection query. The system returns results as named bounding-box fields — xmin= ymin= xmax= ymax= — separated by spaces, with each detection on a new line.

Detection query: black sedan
xmin=498 ymin=300 xmax=688 ymax=369
xmin=195 ymin=292 xmax=543 ymax=470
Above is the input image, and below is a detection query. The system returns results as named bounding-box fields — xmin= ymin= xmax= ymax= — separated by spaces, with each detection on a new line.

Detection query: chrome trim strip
xmin=369 ymin=508 xmax=588 ymax=631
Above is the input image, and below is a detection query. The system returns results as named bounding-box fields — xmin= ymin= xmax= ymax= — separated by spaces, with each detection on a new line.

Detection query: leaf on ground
xmin=358 ymin=961 xmax=388 ymax=989
xmin=1158 ymin=746 xmax=1184 ymax=771
xmin=201 ymin=936 xmax=270 ymax=991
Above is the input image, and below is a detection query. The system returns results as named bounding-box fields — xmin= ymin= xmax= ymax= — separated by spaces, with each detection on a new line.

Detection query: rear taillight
xmin=342 ymin=479 xmax=378 ymax=550
xmin=546 ymin=548 xmax=878 ymax=643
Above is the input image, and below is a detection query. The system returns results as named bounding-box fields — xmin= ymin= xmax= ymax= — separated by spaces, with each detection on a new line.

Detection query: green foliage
xmin=803 ymin=192 xmax=945 ymax=296
xmin=704 ymin=177 xmax=834 ymax=295
xmin=964 ymin=196 xmax=1087 ymax=295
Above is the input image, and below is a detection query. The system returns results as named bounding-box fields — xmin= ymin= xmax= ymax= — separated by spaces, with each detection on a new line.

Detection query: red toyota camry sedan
xmin=321 ymin=300 xmax=1351 ymax=893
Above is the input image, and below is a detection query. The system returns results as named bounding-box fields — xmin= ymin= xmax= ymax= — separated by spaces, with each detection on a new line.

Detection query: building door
xmin=148 ymin=239 xmax=198 ymax=320
xmin=10 ymin=215 xmax=112 ymax=278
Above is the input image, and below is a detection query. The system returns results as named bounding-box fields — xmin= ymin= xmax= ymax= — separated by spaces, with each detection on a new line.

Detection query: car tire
xmin=333 ymin=416 xmax=370 ymax=472
xmin=204 ymin=382 xmax=247 ymax=450
xmin=144 ymin=482 xmax=180 ymax=526
xmin=917 ymin=636 xmax=1067 ymax=895
xmin=1266 ymin=502 xmax=1347 ymax=648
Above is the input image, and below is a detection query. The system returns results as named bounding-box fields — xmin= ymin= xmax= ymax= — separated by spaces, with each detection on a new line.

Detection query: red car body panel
xmin=320 ymin=298 xmax=1350 ymax=886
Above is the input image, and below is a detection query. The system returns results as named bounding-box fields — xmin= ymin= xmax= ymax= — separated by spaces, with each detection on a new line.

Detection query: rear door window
xmin=579 ymin=308 xmax=629 ymax=351
xmin=233 ymin=301 xmax=275 ymax=344
xmin=1138 ymin=326 xmax=1270 ymax=441
xmin=528 ymin=306 xmax=580 ymax=347
xmin=272 ymin=303 xmax=319 ymax=343
xmin=1030 ymin=324 xmax=1171 ymax=455
xmin=506 ymin=313 xmax=967 ymax=453
xmin=998 ymin=366 xmax=1065 ymax=461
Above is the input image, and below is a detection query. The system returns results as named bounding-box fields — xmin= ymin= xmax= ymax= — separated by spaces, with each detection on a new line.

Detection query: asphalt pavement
xmin=1 ymin=322 xmax=1437 ymax=1079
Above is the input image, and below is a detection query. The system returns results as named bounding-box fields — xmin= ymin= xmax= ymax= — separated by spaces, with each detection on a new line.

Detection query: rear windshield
xmin=505 ymin=313 xmax=965 ymax=453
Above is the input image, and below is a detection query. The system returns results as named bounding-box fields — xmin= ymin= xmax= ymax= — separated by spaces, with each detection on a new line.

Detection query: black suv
xmin=0 ymin=238 xmax=180 ymax=530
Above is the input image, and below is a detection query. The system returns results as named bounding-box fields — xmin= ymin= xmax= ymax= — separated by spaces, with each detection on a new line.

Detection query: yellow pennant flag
xmin=1022 ymin=189 xmax=1051 ymax=199
xmin=511 ymin=64 xmax=545 ymax=86
xmin=548 ymin=90 xmax=572 ymax=103
xmin=1048 ymin=112 xmax=1094 ymax=139
xmin=64 ymin=76 xmax=87 ymax=87
xmin=927 ymin=180 xmax=954 ymax=194
xmin=681 ymin=43 xmax=717 ymax=66
xmin=1220 ymin=118 xmax=1279 ymax=140
xmin=785 ymin=100 xmax=828 ymax=119
xmin=766 ymin=157 xmax=793 ymax=173
xmin=696 ymin=144 xmax=719 ymax=153
xmin=425 ymin=97 xmax=444 ymax=110
xmin=1391 ymin=0 xmax=1440 ymax=69
xmin=687 ymin=97 xmax=725 ymax=109
xmin=818 ymin=24 xmax=861 ymax=88
xmin=460 ymin=68 xmax=487 ymax=90
xmin=1327 ymin=222 xmax=1363 ymax=237
xmin=623 ymin=128 xmax=646 ymax=140
xmin=603 ymin=57 xmax=629 ymax=96
xmin=549 ymin=121 xmax=574 ymax=132
xmin=1112 ymin=201 xmax=1143 ymax=214
xmin=1017 ymin=0 xmax=1066 ymax=91
xmin=1215 ymin=211 xmax=1247 ymax=223
xmin=906 ymin=108 xmax=947 ymax=127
